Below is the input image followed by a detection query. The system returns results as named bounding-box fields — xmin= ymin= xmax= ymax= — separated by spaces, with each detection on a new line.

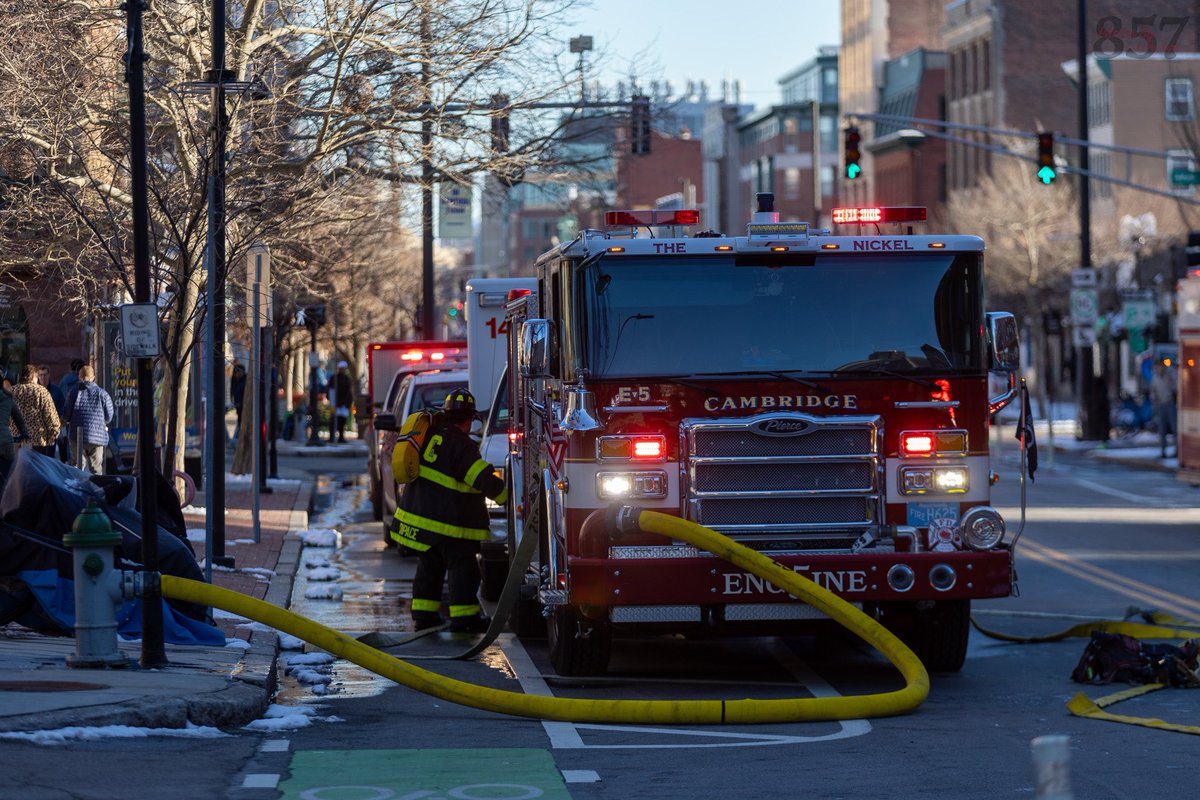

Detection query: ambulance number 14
xmin=484 ymin=318 xmax=510 ymax=339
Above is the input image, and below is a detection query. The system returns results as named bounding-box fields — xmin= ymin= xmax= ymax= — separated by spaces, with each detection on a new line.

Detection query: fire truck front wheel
xmin=873 ymin=599 xmax=969 ymax=673
xmin=548 ymin=604 xmax=612 ymax=677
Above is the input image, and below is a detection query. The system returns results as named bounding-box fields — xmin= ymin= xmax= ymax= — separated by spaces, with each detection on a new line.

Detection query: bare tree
xmin=945 ymin=153 xmax=1080 ymax=407
xmin=1 ymin=0 xmax=612 ymax=486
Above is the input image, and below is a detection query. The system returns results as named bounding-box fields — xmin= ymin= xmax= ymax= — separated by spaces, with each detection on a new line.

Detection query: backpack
xmin=391 ymin=410 xmax=438 ymax=484
xmin=1071 ymin=631 xmax=1200 ymax=687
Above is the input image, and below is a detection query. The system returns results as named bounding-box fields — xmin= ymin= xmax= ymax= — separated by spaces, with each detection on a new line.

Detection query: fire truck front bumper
xmin=564 ymin=549 xmax=1014 ymax=608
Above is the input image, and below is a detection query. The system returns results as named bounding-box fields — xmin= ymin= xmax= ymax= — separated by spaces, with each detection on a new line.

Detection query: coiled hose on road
xmin=161 ymin=509 xmax=929 ymax=724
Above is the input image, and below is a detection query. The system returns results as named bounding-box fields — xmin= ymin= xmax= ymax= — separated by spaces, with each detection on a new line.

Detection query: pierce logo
xmin=754 ymin=418 xmax=811 ymax=436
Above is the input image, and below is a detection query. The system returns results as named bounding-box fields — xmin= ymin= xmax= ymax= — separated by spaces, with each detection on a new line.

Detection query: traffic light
xmin=630 ymin=94 xmax=651 ymax=155
xmin=490 ymin=93 xmax=510 ymax=153
xmin=447 ymin=300 xmax=464 ymax=318
xmin=1036 ymin=132 xmax=1056 ymax=185
xmin=844 ymin=126 xmax=861 ymax=179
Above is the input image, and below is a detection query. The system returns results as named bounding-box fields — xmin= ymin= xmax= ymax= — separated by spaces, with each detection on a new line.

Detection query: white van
xmin=464 ymin=277 xmax=536 ymax=418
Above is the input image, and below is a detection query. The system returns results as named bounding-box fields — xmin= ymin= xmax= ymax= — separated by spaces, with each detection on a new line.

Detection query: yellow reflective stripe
xmin=464 ymin=459 xmax=491 ymax=486
xmin=493 ymin=485 xmax=509 ymax=505
xmin=449 ymin=604 xmax=482 ymax=618
xmin=395 ymin=509 xmax=489 ymax=541
xmin=418 ymin=465 xmax=480 ymax=494
xmin=412 ymin=598 xmax=442 ymax=612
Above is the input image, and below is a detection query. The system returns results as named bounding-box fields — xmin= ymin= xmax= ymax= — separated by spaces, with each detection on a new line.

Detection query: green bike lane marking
xmin=279 ymin=748 xmax=572 ymax=799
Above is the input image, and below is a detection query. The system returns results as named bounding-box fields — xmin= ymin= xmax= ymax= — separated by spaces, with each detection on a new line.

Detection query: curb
xmin=220 ymin=478 xmax=314 ymax=728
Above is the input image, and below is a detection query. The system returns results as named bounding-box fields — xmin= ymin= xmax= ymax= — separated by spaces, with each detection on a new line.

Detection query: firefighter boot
xmin=412 ymin=612 xmax=444 ymax=631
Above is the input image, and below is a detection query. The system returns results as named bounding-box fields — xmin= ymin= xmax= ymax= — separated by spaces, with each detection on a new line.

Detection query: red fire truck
xmin=503 ymin=195 xmax=1025 ymax=676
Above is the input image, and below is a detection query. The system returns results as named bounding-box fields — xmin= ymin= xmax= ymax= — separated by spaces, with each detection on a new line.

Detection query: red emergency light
xmin=604 ymin=209 xmax=701 ymax=227
xmin=831 ymin=206 xmax=927 ymax=225
xmin=507 ymin=288 xmax=532 ymax=301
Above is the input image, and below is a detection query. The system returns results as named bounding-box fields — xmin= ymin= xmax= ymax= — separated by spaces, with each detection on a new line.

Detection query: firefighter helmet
xmin=442 ymin=388 xmax=477 ymax=416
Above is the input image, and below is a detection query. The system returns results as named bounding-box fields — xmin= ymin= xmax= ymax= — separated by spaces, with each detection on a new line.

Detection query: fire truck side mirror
xmin=987 ymin=312 xmax=1020 ymax=373
xmin=519 ymin=319 xmax=551 ymax=378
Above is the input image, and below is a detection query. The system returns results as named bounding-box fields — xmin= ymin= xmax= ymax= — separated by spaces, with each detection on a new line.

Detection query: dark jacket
xmin=64 ymin=380 xmax=115 ymax=446
xmin=230 ymin=367 xmax=247 ymax=410
xmin=0 ymin=388 xmax=29 ymax=444
xmin=392 ymin=421 xmax=507 ymax=550
xmin=327 ymin=370 xmax=354 ymax=410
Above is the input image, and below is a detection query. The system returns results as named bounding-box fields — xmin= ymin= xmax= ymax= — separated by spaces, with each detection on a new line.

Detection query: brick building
xmin=839 ymin=0 xmax=944 ymax=206
xmin=944 ymin=0 xmax=1199 ymax=192
xmin=733 ymin=48 xmax=839 ymax=227
xmin=615 ymin=131 xmax=703 ymax=211
xmin=866 ymin=48 xmax=947 ymax=211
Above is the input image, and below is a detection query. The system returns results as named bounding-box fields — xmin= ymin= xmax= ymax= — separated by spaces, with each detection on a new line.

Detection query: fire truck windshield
xmin=577 ymin=252 xmax=985 ymax=379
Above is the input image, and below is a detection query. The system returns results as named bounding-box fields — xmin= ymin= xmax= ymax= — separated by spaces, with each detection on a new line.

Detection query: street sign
xmin=1071 ymin=268 xmax=1097 ymax=288
xmin=1171 ymin=168 xmax=1200 ymax=186
xmin=245 ymin=244 xmax=272 ymax=327
xmin=1070 ymin=288 xmax=1099 ymax=325
xmin=119 ymin=303 xmax=161 ymax=358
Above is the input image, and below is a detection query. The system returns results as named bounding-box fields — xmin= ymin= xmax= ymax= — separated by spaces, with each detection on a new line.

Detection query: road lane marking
xmin=1019 ymin=538 xmax=1200 ymax=619
xmin=997 ymin=506 xmax=1200 ymax=523
xmin=261 ymin=739 xmax=290 ymax=752
xmin=498 ymin=633 xmax=871 ymax=748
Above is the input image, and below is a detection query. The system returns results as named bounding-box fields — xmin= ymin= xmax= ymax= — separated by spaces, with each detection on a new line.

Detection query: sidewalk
xmin=0 ymin=467 xmax=314 ymax=735
xmin=0 ymin=422 xmax=1184 ymax=737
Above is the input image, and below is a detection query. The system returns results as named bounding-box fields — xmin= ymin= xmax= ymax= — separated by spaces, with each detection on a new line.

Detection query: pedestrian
xmin=391 ymin=388 xmax=507 ymax=632
xmin=63 ymin=364 xmax=115 ymax=474
xmin=0 ymin=376 xmax=30 ymax=464
xmin=47 ymin=363 xmax=73 ymax=463
xmin=230 ymin=363 xmax=247 ymax=428
xmin=59 ymin=358 xmax=84 ymax=401
xmin=1150 ymin=360 xmax=1177 ymax=458
xmin=327 ymin=361 xmax=353 ymax=443
xmin=11 ymin=364 xmax=60 ymax=457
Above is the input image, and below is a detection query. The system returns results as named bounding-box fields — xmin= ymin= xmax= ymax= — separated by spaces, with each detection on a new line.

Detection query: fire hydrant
xmin=63 ymin=500 xmax=127 ymax=668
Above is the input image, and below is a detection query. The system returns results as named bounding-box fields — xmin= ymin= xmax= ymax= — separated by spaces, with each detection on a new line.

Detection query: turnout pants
xmin=410 ymin=535 xmax=482 ymax=622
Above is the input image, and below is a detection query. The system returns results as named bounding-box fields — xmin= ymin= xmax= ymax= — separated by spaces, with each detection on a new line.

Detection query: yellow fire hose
xmin=973 ymin=610 xmax=1200 ymax=735
xmin=161 ymin=509 xmax=929 ymax=724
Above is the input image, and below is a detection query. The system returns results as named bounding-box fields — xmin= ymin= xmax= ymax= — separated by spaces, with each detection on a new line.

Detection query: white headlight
xmin=596 ymin=471 xmax=667 ymax=500
xmin=598 ymin=474 xmax=633 ymax=498
xmin=934 ymin=468 xmax=969 ymax=493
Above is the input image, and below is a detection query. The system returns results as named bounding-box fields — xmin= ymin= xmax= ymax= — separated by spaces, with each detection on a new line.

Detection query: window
xmin=1166 ymin=78 xmax=1194 ymax=121
xmin=784 ymin=167 xmax=801 ymax=200
xmin=1167 ymin=149 xmax=1196 ymax=196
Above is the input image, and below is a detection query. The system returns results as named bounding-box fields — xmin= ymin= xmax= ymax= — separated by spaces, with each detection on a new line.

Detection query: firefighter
xmin=392 ymin=388 xmax=508 ymax=632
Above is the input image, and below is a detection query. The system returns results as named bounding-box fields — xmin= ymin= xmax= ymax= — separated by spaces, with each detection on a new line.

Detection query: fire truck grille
xmin=683 ymin=414 xmax=883 ymax=550
xmin=695 ymin=496 xmax=871 ymax=527
xmin=691 ymin=428 xmax=873 ymax=458
xmin=692 ymin=461 xmax=872 ymax=493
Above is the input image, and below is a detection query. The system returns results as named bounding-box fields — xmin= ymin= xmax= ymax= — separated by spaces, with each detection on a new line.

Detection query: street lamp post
xmin=122 ymin=0 xmax=165 ymax=668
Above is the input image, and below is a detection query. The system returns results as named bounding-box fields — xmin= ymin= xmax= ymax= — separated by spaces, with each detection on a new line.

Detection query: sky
xmin=565 ymin=0 xmax=841 ymax=109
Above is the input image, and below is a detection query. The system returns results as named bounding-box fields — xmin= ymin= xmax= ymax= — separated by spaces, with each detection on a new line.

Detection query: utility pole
xmin=123 ymin=0 xmax=165 ymax=669
xmin=206 ymin=0 xmax=233 ymax=564
xmin=1076 ymin=0 xmax=1107 ymax=441
xmin=419 ymin=4 xmax=435 ymax=338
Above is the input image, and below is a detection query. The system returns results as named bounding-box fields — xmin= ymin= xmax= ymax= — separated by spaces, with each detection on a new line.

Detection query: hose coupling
xmin=605 ymin=504 xmax=642 ymax=539
xmin=122 ymin=570 xmax=162 ymax=601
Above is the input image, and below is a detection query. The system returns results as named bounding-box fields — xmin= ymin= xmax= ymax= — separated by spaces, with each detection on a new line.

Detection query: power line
xmin=855 ymin=112 xmax=1199 ymax=206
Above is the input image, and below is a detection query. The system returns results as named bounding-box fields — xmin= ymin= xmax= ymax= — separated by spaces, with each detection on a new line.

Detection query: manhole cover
xmin=0 ymin=680 xmax=106 ymax=692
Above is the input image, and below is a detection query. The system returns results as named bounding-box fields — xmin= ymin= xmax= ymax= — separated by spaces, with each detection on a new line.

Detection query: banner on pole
xmin=438 ymin=183 xmax=473 ymax=239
